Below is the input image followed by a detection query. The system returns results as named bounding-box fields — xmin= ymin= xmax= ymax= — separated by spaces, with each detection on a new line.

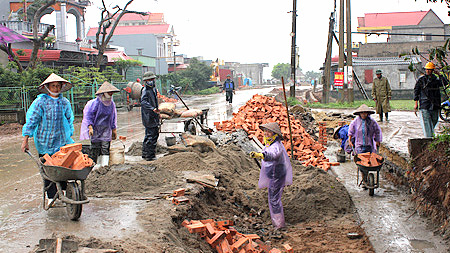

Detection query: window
xmin=137 ymin=48 xmax=143 ymax=55
xmin=425 ymin=33 xmax=432 ymax=41
xmin=364 ymin=69 xmax=373 ymax=84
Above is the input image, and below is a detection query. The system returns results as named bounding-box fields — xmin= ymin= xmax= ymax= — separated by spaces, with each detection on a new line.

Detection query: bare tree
xmin=27 ymin=0 xmax=56 ymax=70
xmin=95 ymin=0 xmax=147 ymax=68
xmin=0 ymin=43 xmax=24 ymax=72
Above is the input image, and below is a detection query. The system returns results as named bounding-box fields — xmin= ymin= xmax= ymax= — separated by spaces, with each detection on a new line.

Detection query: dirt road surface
xmin=0 ymin=86 xmax=448 ymax=252
xmin=0 ymin=88 xmax=273 ymax=252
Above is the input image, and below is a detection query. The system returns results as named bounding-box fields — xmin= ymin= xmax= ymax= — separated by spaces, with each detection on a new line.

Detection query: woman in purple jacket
xmin=80 ymin=82 xmax=120 ymax=166
xmin=250 ymin=122 xmax=293 ymax=229
xmin=348 ymin=104 xmax=382 ymax=183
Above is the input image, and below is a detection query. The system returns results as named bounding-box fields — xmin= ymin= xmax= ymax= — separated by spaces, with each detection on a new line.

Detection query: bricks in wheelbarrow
xmin=60 ymin=143 xmax=82 ymax=153
xmin=61 ymin=150 xmax=79 ymax=168
xmin=72 ymin=154 xmax=93 ymax=170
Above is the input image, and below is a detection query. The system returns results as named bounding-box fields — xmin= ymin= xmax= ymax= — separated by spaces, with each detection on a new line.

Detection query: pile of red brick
xmin=158 ymin=93 xmax=178 ymax=103
xmin=43 ymin=143 xmax=94 ymax=170
xmin=182 ymin=219 xmax=293 ymax=253
xmin=214 ymin=94 xmax=339 ymax=171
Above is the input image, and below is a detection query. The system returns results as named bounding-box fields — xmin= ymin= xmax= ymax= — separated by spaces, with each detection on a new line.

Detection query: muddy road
xmin=0 ymin=87 xmax=273 ymax=252
xmin=0 ymin=86 xmax=449 ymax=252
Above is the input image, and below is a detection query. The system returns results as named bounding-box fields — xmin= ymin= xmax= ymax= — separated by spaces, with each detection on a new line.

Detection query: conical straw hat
xmin=96 ymin=81 xmax=120 ymax=95
xmin=260 ymin=122 xmax=283 ymax=137
xmin=38 ymin=73 xmax=72 ymax=94
xmin=353 ymin=104 xmax=375 ymax=115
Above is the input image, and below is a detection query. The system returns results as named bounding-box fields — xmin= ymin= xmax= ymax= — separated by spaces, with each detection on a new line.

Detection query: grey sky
xmin=44 ymin=0 xmax=450 ymax=78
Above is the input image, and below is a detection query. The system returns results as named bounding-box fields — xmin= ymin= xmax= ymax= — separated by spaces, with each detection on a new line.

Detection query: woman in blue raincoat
xmin=250 ymin=122 xmax=293 ymax=229
xmin=80 ymin=81 xmax=119 ymax=166
xmin=21 ymin=73 xmax=74 ymax=202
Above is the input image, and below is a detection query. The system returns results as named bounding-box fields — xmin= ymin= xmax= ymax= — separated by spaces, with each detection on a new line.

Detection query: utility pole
xmin=289 ymin=0 xmax=297 ymax=97
xmin=173 ymin=51 xmax=176 ymax=74
xmin=323 ymin=10 xmax=335 ymax=104
xmin=338 ymin=0 xmax=345 ymax=102
xmin=346 ymin=0 xmax=353 ymax=103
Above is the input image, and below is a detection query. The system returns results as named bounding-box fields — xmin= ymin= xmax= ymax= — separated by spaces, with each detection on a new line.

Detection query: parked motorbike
xmin=440 ymin=100 xmax=450 ymax=122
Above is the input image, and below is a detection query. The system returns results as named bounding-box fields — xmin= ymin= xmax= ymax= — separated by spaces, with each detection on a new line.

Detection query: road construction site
xmin=0 ymin=86 xmax=449 ymax=252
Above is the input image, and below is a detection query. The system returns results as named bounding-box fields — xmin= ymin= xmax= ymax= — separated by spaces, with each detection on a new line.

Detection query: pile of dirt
xmin=38 ymin=140 xmax=370 ymax=252
xmin=85 ymin=163 xmax=175 ymax=195
xmin=125 ymin=141 xmax=167 ymax=156
xmin=408 ymin=140 xmax=450 ymax=237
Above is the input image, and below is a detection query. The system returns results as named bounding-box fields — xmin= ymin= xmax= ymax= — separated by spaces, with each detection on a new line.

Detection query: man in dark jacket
xmin=222 ymin=74 xmax=235 ymax=104
xmin=414 ymin=62 xmax=447 ymax=137
xmin=141 ymin=71 xmax=160 ymax=160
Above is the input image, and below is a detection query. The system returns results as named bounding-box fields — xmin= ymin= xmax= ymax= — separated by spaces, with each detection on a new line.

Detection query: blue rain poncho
xmin=80 ymin=96 xmax=117 ymax=142
xmin=259 ymin=138 xmax=293 ymax=228
xmin=22 ymin=94 xmax=74 ymax=155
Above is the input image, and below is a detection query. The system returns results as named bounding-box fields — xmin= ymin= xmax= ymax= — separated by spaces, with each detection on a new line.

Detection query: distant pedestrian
xmin=80 ymin=81 xmax=120 ymax=167
xmin=222 ymin=74 xmax=235 ymax=104
xmin=414 ymin=62 xmax=447 ymax=137
xmin=21 ymin=73 xmax=74 ymax=203
xmin=141 ymin=71 xmax=160 ymax=161
xmin=348 ymin=104 xmax=382 ymax=185
xmin=250 ymin=122 xmax=293 ymax=229
xmin=372 ymin=70 xmax=391 ymax=122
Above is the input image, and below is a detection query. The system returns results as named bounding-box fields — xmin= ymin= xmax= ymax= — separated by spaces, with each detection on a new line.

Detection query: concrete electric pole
xmin=346 ymin=0 xmax=353 ymax=103
xmin=289 ymin=0 xmax=297 ymax=98
xmin=338 ymin=0 xmax=345 ymax=102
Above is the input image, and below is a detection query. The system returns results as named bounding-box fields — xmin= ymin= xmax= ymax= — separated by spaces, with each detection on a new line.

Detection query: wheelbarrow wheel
xmin=368 ymin=173 xmax=375 ymax=196
xmin=66 ymin=182 xmax=82 ymax=220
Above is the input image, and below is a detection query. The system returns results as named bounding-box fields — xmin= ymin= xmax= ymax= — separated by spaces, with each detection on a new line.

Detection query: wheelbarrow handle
xmin=25 ymin=150 xmax=42 ymax=167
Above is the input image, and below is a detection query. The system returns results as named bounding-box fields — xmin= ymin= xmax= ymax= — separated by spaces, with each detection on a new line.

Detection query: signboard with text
xmin=334 ymin=72 xmax=344 ymax=89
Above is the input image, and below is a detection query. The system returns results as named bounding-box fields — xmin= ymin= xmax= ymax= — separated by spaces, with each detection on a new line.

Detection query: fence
xmin=0 ymin=77 xmax=177 ymax=124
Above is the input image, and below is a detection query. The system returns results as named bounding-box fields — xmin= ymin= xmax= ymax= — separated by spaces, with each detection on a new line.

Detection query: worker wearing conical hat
xmin=21 ymin=73 xmax=74 ymax=203
xmin=348 ymin=104 xmax=382 ymax=185
xmin=249 ymin=122 xmax=293 ymax=229
xmin=80 ymin=81 xmax=120 ymax=167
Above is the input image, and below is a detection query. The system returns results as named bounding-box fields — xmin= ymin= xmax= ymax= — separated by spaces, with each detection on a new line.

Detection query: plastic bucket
xmin=165 ymin=136 xmax=176 ymax=146
xmin=109 ymin=140 xmax=125 ymax=165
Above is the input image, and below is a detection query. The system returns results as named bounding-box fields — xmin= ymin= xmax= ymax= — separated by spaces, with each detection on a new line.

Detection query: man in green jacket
xmin=372 ymin=70 xmax=392 ymax=122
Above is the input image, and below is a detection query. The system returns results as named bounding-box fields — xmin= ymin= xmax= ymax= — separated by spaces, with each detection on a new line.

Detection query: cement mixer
xmin=124 ymin=81 xmax=144 ymax=111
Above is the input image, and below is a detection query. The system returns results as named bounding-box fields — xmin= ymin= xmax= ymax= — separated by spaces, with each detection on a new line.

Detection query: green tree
xmin=179 ymin=58 xmax=212 ymax=91
xmin=271 ymin=63 xmax=290 ymax=80
xmin=114 ymin=59 xmax=143 ymax=79
xmin=159 ymin=58 xmax=212 ymax=93
xmin=305 ymin=70 xmax=321 ymax=82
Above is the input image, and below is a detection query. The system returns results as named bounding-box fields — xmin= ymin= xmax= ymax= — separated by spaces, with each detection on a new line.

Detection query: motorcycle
xmin=440 ymin=100 xmax=450 ymax=122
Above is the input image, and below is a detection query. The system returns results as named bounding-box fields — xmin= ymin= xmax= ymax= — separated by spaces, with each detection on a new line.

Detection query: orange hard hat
xmin=425 ymin=62 xmax=435 ymax=70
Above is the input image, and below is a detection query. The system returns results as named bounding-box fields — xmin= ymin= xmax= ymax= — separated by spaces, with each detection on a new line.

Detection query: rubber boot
xmin=99 ymin=155 xmax=110 ymax=167
xmin=385 ymin=113 xmax=389 ymax=122
xmin=378 ymin=114 xmax=383 ymax=122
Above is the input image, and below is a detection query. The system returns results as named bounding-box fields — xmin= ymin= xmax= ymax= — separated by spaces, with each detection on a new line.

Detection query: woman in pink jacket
xmin=250 ymin=122 xmax=293 ymax=229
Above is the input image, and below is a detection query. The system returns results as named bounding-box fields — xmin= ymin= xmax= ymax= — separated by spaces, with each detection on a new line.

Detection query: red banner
xmin=334 ymin=72 xmax=344 ymax=88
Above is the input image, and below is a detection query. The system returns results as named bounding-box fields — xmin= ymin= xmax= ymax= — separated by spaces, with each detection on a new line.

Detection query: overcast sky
xmin=44 ymin=0 xmax=450 ymax=78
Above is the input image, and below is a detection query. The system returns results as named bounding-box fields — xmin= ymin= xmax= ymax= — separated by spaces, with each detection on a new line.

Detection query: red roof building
xmin=357 ymin=9 xmax=446 ymax=43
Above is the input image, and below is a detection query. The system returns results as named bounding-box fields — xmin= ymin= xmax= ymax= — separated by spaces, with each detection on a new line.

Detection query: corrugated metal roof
xmin=358 ymin=10 xmax=430 ymax=28
xmin=87 ymin=24 xmax=170 ymax=37
xmin=12 ymin=49 xmax=61 ymax=61
xmin=104 ymin=51 xmax=133 ymax=63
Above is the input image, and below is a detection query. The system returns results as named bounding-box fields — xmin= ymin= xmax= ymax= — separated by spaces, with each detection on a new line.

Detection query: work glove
xmin=112 ymin=129 xmax=117 ymax=140
xmin=249 ymin=151 xmax=264 ymax=159
xmin=88 ymin=125 xmax=94 ymax=137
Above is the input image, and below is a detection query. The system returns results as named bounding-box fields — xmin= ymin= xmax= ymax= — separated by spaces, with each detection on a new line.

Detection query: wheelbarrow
xmin=354 ymin=153 xmax=384 ymax=196
xmin=26 ymin=150 xmax=93 ymax=220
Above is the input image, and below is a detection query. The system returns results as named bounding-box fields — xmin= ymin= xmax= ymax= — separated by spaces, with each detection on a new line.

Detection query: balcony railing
xmin=0 ymin=21 xmax=55 ymax=37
